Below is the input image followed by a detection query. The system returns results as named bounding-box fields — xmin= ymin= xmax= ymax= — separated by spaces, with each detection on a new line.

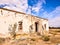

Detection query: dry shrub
xmin=42 ymin=35 xmax=50 ymax=41
xmin=0 ymin=38 xmax=5 ymax=43
xmin=31 ymin=38 xmax=35 ymax=41
xmin=37 ymin=32 xmax=41 ymax=36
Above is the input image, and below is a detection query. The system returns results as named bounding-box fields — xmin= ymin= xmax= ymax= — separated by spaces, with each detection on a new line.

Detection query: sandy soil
xmin=0 ymin=31 xmax=60 ymax=45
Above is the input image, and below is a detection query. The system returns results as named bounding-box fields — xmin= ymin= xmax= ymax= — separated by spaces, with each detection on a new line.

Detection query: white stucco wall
xmin=0 ymin=8 xmax=49 ymax=35
xmin=41 ymin=19 xmax=49 ymax=31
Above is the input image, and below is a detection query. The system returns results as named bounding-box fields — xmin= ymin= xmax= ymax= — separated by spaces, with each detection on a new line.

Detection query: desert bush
xmin=31 ymin=38 xmax=35 ymax=41
xmin=8 ymin=23 xmax=17 ymax=39
xmin=55 ymin=30 xmax=60 ymax=32
xmin=42 ymin=35 xmax=50 ymax=41
xmin=0 ymin=38 xmax=5 ymax=43
xmin=18 ymin=43 xmax=27 ymax=45
xmin=37 ymin=32 xmax=41 ymax=36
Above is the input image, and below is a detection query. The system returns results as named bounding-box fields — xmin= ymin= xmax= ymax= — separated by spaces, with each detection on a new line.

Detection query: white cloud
xmin=41 ymin=11 xmax=49 ymax=18
xmin=32 ymin=1 xmax=42 ymax=12
xmin=0 ymin=0 xmax=28 ymax=12
xmin=0 ymin=0 xmax=46 ymax=14
xmin=48 ymin=6 xmax=60 ymax=19
xmin=48 ymin=6 xmax=60 ymax=27
xmin=41 ymin=6 xmax=60 ymax=27
xmin=26 ymin=0 xmax=46 ymax=16
xmin=49 ymin=16 xmax=60 ymax=27
xmin=31 ymin=0 xmax=46 ymax=14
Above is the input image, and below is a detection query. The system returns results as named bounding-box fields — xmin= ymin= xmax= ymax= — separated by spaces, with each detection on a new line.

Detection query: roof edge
xmin=0 ymin=8 xmax=48 ymax=20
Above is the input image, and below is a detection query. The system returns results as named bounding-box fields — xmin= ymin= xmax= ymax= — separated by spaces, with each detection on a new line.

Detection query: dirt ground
xmin=0 ymin=38 xmax=55 ymax=45
xmin=0 ymin=30 xmax=60 ymax=45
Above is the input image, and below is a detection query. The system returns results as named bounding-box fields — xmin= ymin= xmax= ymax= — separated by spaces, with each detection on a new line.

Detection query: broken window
xmin=18 ymin=21 xmax=22 ymax=30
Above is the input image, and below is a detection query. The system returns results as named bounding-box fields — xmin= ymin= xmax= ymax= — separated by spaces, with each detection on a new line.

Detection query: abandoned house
xmin=0 ymin=8 xmax=49 ymax=36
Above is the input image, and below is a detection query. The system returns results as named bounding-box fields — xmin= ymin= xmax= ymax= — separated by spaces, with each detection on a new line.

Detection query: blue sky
xmin=0 ymin=0 xmax=60 ymax=27
xmin=43 ymin=0 xmax=60 ymax=12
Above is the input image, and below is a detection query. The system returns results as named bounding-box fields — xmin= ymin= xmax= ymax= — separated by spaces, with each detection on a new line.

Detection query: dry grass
xmin=0 ymin=31 xmax=60 ymax=45
xmin=49 ymin=29 xmax=60 ymax=44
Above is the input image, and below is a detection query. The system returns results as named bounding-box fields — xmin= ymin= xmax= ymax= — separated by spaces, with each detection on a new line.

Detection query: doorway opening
xmin=35 ymin=22 xmax=38 ymax=32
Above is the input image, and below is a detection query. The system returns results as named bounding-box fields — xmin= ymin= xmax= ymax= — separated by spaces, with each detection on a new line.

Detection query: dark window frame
xmin=18 ymin=21 xmax=22 ymax=30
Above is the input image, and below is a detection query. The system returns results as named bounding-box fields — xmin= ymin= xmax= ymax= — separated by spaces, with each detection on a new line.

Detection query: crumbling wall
xmin=0 ymin=8 xmax=49 ymax=35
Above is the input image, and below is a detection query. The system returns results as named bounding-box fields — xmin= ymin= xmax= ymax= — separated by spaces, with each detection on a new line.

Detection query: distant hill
xmin=49 ymin=27 xmax=60 ymax=29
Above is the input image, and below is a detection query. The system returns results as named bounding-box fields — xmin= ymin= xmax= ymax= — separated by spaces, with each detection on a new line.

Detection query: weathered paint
xmin=0 ymin=8 xmax=49 ymax=35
